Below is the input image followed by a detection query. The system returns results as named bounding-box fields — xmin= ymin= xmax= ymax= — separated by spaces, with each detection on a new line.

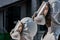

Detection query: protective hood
xmin=10 ymin=17 xmax=37 ymax=40
xmin=49 ymin=0 xmax=60 ymax=24
xmin=21 ymin=17 xmax=37 ymax=38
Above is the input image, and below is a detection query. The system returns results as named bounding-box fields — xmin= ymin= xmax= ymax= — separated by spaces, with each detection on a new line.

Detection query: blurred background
xmin=0 ymin=0 xmax=48 ymax=40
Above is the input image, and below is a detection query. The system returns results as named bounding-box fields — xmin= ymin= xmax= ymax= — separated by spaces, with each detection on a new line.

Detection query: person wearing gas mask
xmin=32 ymin=1 xmax=55 ymax=40
xmin=48 ymin=0 xmax=60 ymax=40
xmin=33 ymin=0 xmax=60 ymax=40
xmin=10 ymin=17 xmax=37 ymax=40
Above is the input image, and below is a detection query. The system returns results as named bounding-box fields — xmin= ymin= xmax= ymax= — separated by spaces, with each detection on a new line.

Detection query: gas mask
xmin=34 ymin=1 xmax=48 ymax=25
xmin=10 ymin=17 xmax=37 ymax=40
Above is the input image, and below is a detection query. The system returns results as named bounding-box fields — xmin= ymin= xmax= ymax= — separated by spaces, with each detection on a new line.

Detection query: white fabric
xmin=48 ymin=0 xmax=60 ymax=40
xmin=41 ymin=32 xmax=55 ymax=40
xmin=41 ymin=27 xmax=55 ymax=40
xmin=50 ymin=1 xmax=60 ymax=24
xmin=21 ymin=17 xmax=37 ymax=39
xmin=14 ymin=20 xmax=22 ymax=31
xmin=48 ymin=0 xmax=60 ymax=24
xmin=48 ymin=0 xmax=59 ymax=4
xmin=10 ymin=17 xmax=37 ymax=40
xmin=34 ymin=15 xmax=45 ymax=25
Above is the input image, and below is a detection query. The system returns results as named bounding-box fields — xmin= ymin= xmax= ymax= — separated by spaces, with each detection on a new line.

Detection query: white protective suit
xmin=10 ymin=17 xmax=37 ymax=40
xmin=49 ymin=0 xmax=60 ymax=40
xmin=34 ymin=1 xmax=56 ymax=40
xmin=38 ymin=0 xmax=60 ymax=40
